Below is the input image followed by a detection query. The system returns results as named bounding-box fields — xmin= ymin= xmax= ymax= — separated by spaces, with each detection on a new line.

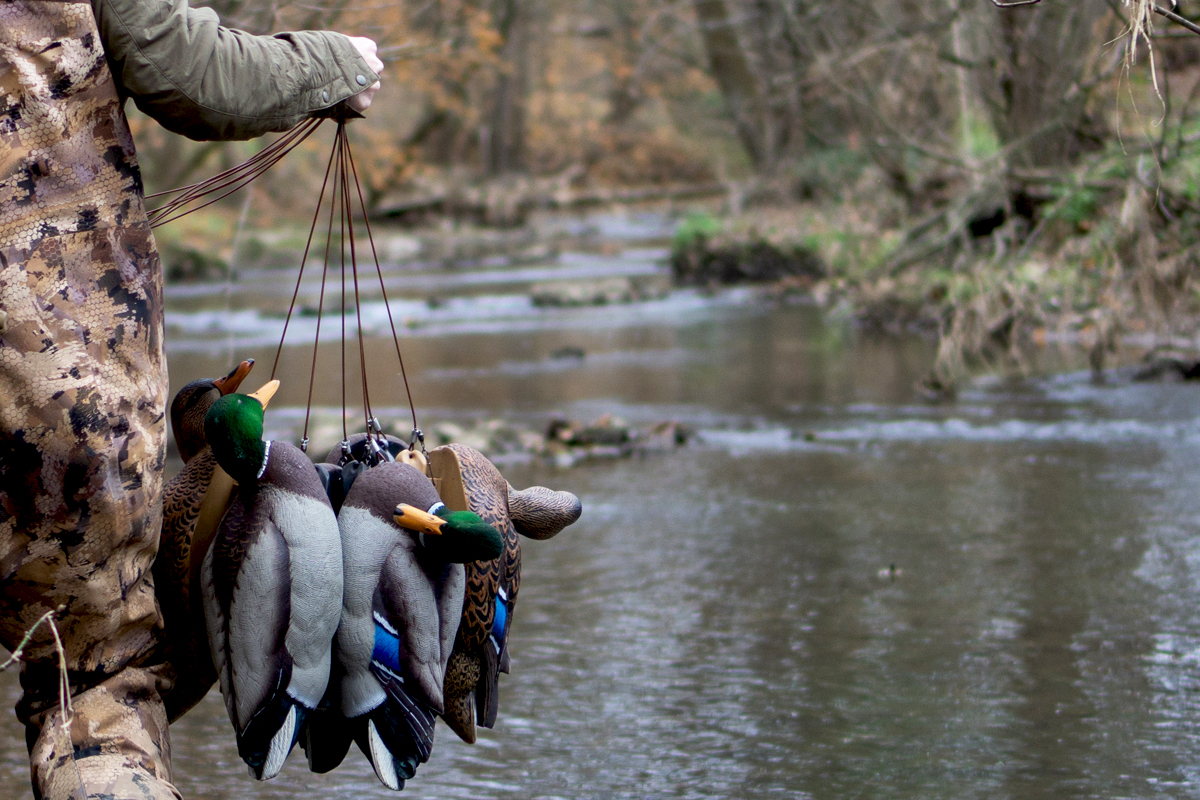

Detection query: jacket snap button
xmin=322 ymin=90 xmax=330 ymax=103
xmin=356 ymin=74 xmax=367 ymax=86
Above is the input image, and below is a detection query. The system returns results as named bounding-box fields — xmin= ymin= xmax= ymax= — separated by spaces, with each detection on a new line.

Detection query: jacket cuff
xmin=279 ymin=31 xmax=379 ymax=117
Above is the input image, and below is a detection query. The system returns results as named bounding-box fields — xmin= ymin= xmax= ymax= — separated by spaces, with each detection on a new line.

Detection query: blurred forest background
xmin=139 ymin=0 xmax=1200 ymax=391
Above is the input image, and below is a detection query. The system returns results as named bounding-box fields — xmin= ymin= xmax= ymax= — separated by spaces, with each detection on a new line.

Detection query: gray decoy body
xmin=323 ymin=461 xmax=465 ymax=790
xmin=200 ymin=386 xmax=344 ymax=780
xmin=306 ymin=458 xmax=503 ymax=791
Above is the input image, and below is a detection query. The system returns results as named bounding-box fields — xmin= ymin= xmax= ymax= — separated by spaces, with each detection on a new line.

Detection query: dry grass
xmin=0 ymin=607 xmax=73 ymax=729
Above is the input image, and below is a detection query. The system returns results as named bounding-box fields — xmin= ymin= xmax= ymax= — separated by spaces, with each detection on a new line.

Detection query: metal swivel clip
xmin=409 ymin=427 xmax=428 ymax=457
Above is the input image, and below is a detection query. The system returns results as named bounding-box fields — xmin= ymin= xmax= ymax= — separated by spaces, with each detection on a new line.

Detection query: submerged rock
xmin=391 ymin=414 xmax=694 ymax=466
xmin=285 ymin=413 xmax=691 ymax=469
xmin=531 ymin=276 xmax=669 ymax=307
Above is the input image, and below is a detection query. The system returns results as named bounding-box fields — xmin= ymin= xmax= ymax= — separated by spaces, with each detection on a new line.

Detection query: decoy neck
xmin=438 ymin=509 xmax=504 ymax=563
xmin=394 ymin=503 xmax=503 ymax=564
xmin=171 ymin=359 xmax=254 ymax=463
xmin=204 ymin=380 xmax=279 ymax=485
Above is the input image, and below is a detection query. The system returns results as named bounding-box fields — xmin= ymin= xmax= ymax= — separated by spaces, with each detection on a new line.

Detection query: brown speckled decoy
xmin=156 ymin=359 xmax=254 ymax=721
xmin=429 ymin=443 xmax=582 ymax=743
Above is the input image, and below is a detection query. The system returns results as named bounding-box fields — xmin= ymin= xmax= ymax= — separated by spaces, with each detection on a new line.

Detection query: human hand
xmin=345 ymin=36 xmax=383 ymax=114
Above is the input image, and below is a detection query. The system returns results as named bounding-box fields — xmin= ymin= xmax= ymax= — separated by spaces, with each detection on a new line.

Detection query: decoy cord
xmin=151 ymin=117 xmax=424 ymax=457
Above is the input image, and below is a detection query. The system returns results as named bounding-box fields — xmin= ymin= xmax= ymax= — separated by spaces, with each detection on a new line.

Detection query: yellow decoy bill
xmin=393 ymin=504 xmax=445 ymax=536
xmin=248 ymin=379 xmax=280 ymax=408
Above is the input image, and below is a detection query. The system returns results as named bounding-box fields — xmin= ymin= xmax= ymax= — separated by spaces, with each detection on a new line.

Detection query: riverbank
xmin=669 ymin=158 xmax=1200 ymax=395
xmin=157 ymin=151 xmax=1200 ymax=401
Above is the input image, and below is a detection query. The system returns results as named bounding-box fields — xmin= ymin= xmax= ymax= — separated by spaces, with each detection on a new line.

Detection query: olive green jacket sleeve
xmin=91 ymin=0 xmax=379 ymax=141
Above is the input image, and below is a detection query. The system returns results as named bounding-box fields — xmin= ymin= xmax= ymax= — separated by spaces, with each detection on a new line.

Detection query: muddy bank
xmin=665 ymin=171 xmax=1200 ymax=393
xmin=670 ymin=236 xmax=824 ymax=288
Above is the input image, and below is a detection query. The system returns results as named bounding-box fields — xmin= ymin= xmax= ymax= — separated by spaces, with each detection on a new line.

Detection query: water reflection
xmin=4 ymin=297 xmax=1200 ymax=797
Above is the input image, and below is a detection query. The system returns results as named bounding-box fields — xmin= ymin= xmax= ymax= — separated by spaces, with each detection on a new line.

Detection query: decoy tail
xmin=352 ymin=614 xmax=438 ymax=789
xmin=303 ymin=679 xmax=355 ymax=774
xmin=353 ymin=696 xmax=434 ymax=791
xmin=442 ymin=650 xmax=480 ymax=743
xmin=476 ymin=637 xmax=500 ymax=730
xmin=303 ymin=709 xmax=354 ymax=774
xmin=237 ymin=680 xmax=307 ymax=780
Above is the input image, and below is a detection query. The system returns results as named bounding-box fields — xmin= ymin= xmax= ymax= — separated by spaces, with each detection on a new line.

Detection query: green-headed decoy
xmin=306 ymin=460 xmax=501 ymax=790
xmin=429 ymin=444 xmax=581 ymax=743
xmin=200 ymin=380 xmax=344 ymax=780
xmin=157 ymin=358 xmax=255 ymax=721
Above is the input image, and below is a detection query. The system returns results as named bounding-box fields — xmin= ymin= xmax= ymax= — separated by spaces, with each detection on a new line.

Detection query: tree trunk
xmin=693 ymin=0 xmax=773 ymax=169
xmin=485 ymin=0 xmax=531 ymax=175
xmin=978 ymin=0 xmax=1108 ymax=169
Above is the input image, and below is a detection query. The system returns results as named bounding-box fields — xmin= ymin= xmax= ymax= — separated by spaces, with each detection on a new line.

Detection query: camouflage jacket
xmin=0 ymin=0 xmax=371 ymax=673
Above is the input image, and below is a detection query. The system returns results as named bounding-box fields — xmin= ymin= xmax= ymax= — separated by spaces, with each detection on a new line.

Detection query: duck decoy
xmin=200 ymin=381 xmax=344 ymax=780
xmin=310 ymin=460 xmax=502 ymax=790
xmin=157 ymin=359 xmax=255 ymax=721
xmin=428 ymin=443 xmax=581 ymax=743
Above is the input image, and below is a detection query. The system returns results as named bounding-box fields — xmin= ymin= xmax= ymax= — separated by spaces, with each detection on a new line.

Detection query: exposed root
xmin=1123 ymin=0 xmax=1167 ymax=101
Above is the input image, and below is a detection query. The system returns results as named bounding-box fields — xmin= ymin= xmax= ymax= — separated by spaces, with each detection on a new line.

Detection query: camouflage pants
xmin=0 ymin=226 xmax=174 ymax=799
xmin=18 ymin=664 xmax=180 ymax=800
xmin=2 ymin=3 xmax=178 ymax=795
xmin=0 ymin=0 xmax=168 ymax=673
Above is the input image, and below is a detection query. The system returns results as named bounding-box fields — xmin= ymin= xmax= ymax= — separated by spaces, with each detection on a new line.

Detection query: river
xmin=1 ymin=215 xmax=1199 ymax=798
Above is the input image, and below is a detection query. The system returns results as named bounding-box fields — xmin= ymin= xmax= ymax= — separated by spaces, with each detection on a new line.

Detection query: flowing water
xmin=4 ymin=215 xmax=1200 ymax=798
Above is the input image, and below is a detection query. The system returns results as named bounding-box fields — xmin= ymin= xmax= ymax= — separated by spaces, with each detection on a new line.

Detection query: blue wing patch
xmin=489 ymin=591 xmax=512 ymax=655
xmin=372 ymin=619 xmax=403 ymax=674
xmin=492 ymin=597 xmax=508 ymax=641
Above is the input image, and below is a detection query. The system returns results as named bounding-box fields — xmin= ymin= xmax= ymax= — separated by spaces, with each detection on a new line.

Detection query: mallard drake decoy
xmin=428 ymin=443 xmax=581 ymax=743
xmin=200 ymin=381 xmax=344 ymax=780
xmin=157 ymin=359 xmax=255 ymax=721
xmin=311 ymin=460 xmax=501 ymax=790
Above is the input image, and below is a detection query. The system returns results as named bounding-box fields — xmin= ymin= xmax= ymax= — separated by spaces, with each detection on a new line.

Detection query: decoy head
xmin=507 ymin=485 xmax=582 ymax=540
xmin=394 ymin=502 xmax=503 ymax=564
xmin=171 ymin=359 xmax=255 ymax=463
xmin=204 ymin=380 xmax=279 ymax=484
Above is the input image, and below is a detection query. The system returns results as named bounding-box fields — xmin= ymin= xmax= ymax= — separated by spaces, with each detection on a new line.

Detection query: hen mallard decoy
xmin=157 ymin=358 xmax=255 ymax=721
xmin=428 ymin=443 xmax=582 ymax=743
xmin=306 ymin=460 xmax=502 ymax=790
xmin=200 ymin=381 xmax=344 ymax=780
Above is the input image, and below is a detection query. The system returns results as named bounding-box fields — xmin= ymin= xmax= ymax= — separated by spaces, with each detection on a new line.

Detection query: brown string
xmin=148 ymin=119 xmax=320 ymax=227
xmin=262 ymin=119 xmax=421 ymax=453
xmin=300 ymin=143 xmax=343 ymax=448
xmin=344 ymin=137 xmax=421 ymax=435
xmin=151 ymin=115 xmax=420 ymax=453
xmin=271 ymin=130 xmax=342 ymax=381
xmin=336 ymin=132 xmax=349 ymax=443
xmin=146 ymin=119 xmax=316 ymax=202
xmin=338 ymin=125 xmax=375 ymax=432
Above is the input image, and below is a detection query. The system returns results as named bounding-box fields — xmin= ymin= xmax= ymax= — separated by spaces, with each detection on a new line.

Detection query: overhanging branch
xmin=995 ymin=0 xmax=1200 ymax=38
